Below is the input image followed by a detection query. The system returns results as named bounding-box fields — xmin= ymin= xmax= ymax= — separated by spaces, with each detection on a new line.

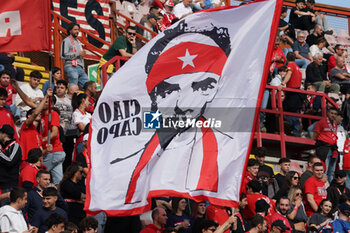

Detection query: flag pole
xmin=47 ymin=53 xmax=52 ymax=145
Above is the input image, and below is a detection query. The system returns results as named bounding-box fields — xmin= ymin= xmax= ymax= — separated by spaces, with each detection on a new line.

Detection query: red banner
xmin=0 ymin=0 xmax=50 ymax=53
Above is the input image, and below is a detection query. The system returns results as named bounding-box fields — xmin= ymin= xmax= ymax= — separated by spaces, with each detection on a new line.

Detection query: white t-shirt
xmin=72 ymin=108 xmax=92 ymax=130
xmin=173 ymin=2 xmax=192 ymax=19
xmin=310 ymin=44 xmax=323 ymax=58
xmin=0 ymin=205 xmax=28 ymax=233
xmin=15 ymin=83 xmax=44 ymax=121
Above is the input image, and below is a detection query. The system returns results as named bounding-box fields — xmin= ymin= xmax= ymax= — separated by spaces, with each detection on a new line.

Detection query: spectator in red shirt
xmin=83 ymin=81 xmax=97 ymax=114
xmin=41 ymin=96 xmax=65 ymax=186
xmin=241 ymin=159 xmax=259 ymax=194
xmin=160 ymin=0 xmax=177 ymax=30
xmin=279 ymin=52 xmax=303 ymax=136
xmin=268 ymin=197 xmax=292 ymax=233
xmin=244 ymin=180 xmax=275 ymax=221
xmin=19 ymin=148 xmax=43 ymax=191
xmin=20 ymin=89 xmax=53 ymax=161
xmin=0 ymin=70 xmax=17 ymax=106
xmin=313 ymin=107 xmax=338 ymax=182
xmin=270 ymin=38 xmax=286 ymax=75
xmin=0 ymin=87 xmax=18 ymax=140
xmin=328 ymin=44 xmax=346 ymax=73
xmin=303 ymin=162 xmax=327 ymax=216
xmin=140 ymin=207 xmax=168 ymax=233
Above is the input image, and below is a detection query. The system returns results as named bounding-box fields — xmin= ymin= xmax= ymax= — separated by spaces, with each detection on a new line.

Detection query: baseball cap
xmin=271 ymin=220 xmax=290 ymax=231
xmin=255 ymin=199 xmax=270 ymax=213
xmin=0 ymin=124 xmax=14 ymax=138
xmin=335 ymin=170 xmax=346 ymax=178
xmin=338 ymin=203 xmax=350 ymax=216
xmin=165 ymin=0 xmax=175 ymax=7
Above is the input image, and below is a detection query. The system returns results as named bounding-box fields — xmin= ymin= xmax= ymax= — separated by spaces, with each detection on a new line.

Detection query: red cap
xmin=146 ymin=41 xmax=227 ymax=93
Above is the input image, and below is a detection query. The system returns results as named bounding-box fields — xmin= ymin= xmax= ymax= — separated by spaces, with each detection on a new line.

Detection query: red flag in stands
xmin=86 ymin=0 xmax=283 ymax=216
xmin=0 ymin=0 xmax=50 ymax=52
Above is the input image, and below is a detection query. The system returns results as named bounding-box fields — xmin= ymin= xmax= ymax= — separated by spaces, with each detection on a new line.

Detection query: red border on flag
xmin=85 ymin=0 xmax=284 ymax=217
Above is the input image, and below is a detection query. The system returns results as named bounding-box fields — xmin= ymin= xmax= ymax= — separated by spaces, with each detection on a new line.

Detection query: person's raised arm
xmin=25 ymin=89 xmax=53 ymax=127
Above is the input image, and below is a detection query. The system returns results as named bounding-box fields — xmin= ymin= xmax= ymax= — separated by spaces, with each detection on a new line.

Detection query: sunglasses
xmin=127 ymin=32 xmax=136 ymax=36
xmin=208 ymin=228 xmax=217 ymax=232
xmin=296 ymin=192 xmax=302 ymax=196
xmin=292 ymin=176 xmax=300 ymax=180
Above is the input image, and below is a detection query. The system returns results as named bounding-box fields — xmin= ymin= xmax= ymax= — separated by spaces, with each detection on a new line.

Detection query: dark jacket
xmin=25 ymin=186 xmax=68 ymax=220
xmin=327 ymin=179 xmax=350 ymax=211
xmin=0 ymin=139 xmax=22 ymax=189
xmin=306 ymin=62 xmax=327 ymax=84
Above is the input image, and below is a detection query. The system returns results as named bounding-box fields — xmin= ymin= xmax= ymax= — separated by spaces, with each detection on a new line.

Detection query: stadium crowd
xmin=0 ymin=0 xmax=350 ymax=232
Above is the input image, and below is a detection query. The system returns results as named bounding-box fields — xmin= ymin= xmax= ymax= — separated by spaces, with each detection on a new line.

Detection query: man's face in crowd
xmin=183 ymin=0 xmax=193 ymax=7
xmin=248 ymin=165 xmax=259 ymax=177
xmin=297 ymin=33 xmax=306 ymax=44
xmin=156 ymin=208 xmax=168 ymax=226
xmin=0 ymin=74 xmax=10 ymax=87
xmin=43 ymin=195 xmax=57 ymax=210
xmin=37 ymin=174 xmax=51 ymax=189
xmin=126 ymin=29 xmax=136 ymax=42
xmin=328 ymin=109 xmax=338 ymax=122
xmin=70 ymin=25 xmax=80 ymax=38
xmin=274 ymin=41 xmax=280 ymax=49
xmin=18 ymin=192 xmax=28 ymax=209
xmin=280 ymin=162 xmax=290 ymax=173
xmin=255 ymin=156 xmax=265 ymax=166
xmin=69 ymin=84 xmax=79 ymax=96
xmin=278 ymin=198 xmax=290 ymax=215
xmin=30 ymin=77 xmax=41 ymax=89
xmin=315 ymin=56 xmax=323 ymax=66
xmin=149 ymin=17 xmax=157 ymax=26
xmin=336 ymin=114 xmax=343 ymax=124
xmin=89 ymin=83 xmax=97 ymax=97
xmin=239 ymin=197 xmax=248 ymax=210
xmin=336 ymin=46 xmax=345 ymax=56
xmin=306 ymin=85 xmax=316 ymax=92
xmin=258 ymin=220 xmax=268 ymax=233
xmin=336 ymin=175 xmax=346 ymax=185
xmin=336 ymin=57 xmax=345 ymax=68
xmin=296 ymin=2 xmax=305 ymax=9
xmin=0 ymin=95 xmax=6 ymax=108
xmin=313 ymin=165 xmax=324 ymax=179
xmin=52 ymin=223 xmax=65 ymax=233
xmin=56 ymin=84 xmax=67 ymax=98
xmin=309 ymin=157 xmax=321 ymax=168
xmin=155 ymin=72 xmax=219 ymax=121
xmin=314 ymin=25 xmax=323 ymax=36
xmin=165 ymin=5 xmax=174 ymax=13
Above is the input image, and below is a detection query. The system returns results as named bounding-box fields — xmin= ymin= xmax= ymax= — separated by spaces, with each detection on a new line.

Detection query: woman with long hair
xmin=42 ymin=67 xmax=62 ymax=95
xmin=59 ymin=163 xmax=86 ymax=226
xmin=166 ymin=197 xmax=192 ymax=233
xmin=274 ymin=171 xmax=301 ymax=201
xmin=191 ymin=201 xmax=207 ymax=233
xmin=308 ymin=199 xmax=333 ymax=230
xmin=287 ymin=187 xmax=308 ymax=233
xmin=71 ymin=93 xmax=91 ymax=157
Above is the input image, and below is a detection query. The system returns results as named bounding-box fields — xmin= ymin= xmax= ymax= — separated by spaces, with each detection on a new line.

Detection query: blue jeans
xmin=346 ymin=170 xmax=350 ymax=190
xmin=43 ymin=151 xmax=66 ymax=185
xmin=64 ymin=65 xmax=88 ymax=88
xmin=325 ymin=148 xmax=337 ymax=183
xmin=93 ymin=212 xmax=107 ymax=233
xmin=260 ymin=89 xmax=270 ymax=127
xmin=284 ymin=115 xmax=300 ymax=136
xmin=295 ymin=59 xmax=309 ymax=69
xmin=282 ymin=48 xmax=293 ymax=57
xmin=307 ymin=121 xmax=317 ymax=138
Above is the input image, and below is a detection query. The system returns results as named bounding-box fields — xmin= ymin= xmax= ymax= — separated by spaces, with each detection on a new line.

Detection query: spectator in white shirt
xmin=15 ymin=70 xmax=44 ymax=123
xmin=173 ymin=0 xmax=193 ymax=19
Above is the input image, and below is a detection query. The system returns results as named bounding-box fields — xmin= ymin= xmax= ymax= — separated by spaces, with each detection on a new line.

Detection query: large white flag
xmin=86 ymin=0 xmax=282 ymax=216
